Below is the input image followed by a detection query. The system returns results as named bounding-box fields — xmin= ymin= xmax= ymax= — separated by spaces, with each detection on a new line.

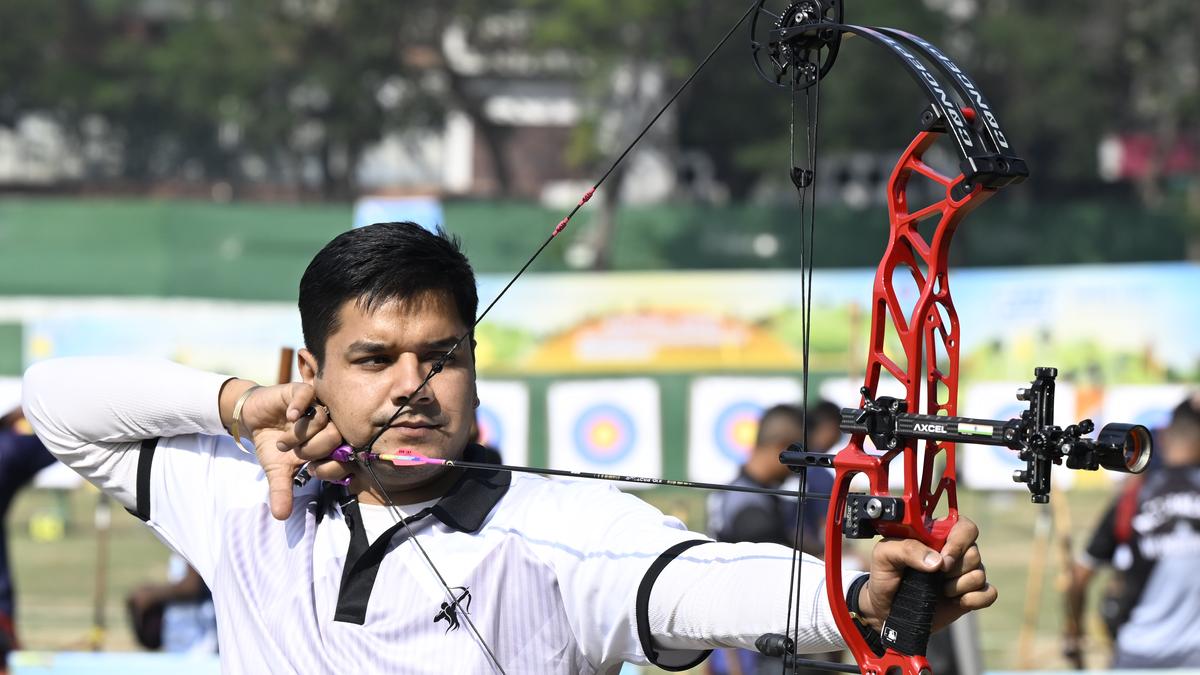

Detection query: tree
xmin=151 ymin=1 xmax=443 ymax=198
xmin=0 ymin=2 xmax=69 ymax=128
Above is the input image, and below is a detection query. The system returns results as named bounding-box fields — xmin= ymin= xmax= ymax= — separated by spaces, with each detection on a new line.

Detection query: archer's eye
xmin=424 ymin=351 xmax=455 ymax=364
xmin=354 ymin=355 xmax=391 ymax=367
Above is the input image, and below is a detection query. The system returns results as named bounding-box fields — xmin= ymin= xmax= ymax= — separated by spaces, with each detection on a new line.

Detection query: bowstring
xmin=782 ymin=53 xmax=823 ymax=675
xmin=355 ymin=455 xmax=508 ymax=674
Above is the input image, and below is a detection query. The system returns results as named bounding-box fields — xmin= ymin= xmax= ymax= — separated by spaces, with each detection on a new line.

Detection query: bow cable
xmin=782 ymin=54 xmax=824 ymax=675
xmin=356 ymin=455 xmax=507 ymax=673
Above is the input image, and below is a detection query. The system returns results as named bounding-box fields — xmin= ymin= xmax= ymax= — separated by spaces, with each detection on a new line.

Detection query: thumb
xmin=874 ymin=538 xmax=944 ymax=580
xmin=266 ymin=464 xmax=297 ymax=520
xmin=866 ymin=538 xmax=944 ymax=621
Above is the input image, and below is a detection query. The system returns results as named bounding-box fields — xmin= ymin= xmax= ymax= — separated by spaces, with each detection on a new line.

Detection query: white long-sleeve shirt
xmin=24 ymin=356 xmax=857 ymax=674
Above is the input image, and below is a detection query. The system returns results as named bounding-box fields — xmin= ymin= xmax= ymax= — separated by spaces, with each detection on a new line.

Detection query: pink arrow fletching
xmin=377 ymin=450 xmax=444 ymax=466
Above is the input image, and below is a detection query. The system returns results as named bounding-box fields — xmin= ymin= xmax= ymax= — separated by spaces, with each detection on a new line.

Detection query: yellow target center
xmin=590 ymin=421 xmax=619 ymax=449
xmin=732 ymin=419 xmax=758 ymax=450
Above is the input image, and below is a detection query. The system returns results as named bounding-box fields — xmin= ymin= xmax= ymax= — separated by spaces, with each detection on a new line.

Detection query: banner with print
xmin=687 ymin=377 xmax=803 ymax=484
xmin=547 ymin=379 xmax=661 ymax=484
xmin=474 ymin=380 xmax=530 ymax=467
xmin=960 ymin=382 xmax=1079 ymax=491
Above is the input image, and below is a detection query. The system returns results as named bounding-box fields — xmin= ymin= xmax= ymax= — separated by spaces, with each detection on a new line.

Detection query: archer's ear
xmin=297 ymin=348 xmax=319 ymax=384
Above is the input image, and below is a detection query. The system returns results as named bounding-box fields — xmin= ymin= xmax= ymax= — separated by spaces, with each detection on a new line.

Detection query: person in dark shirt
xmin=1064 ymin=395 xmax=1200 ymax=668
xmin=0 ymin=408 xmax=58 ymax=667
xmin=706 ymin=404 xmax=835 ymax=675
xmin=806 ymin=399 xmax=844 ymax=455
xmin=707 ymin=404 xmax=828 ymax=551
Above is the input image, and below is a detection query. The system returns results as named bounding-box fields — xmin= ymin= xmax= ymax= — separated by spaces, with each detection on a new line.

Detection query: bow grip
xmin=880 ymin=567 xmax=943 ymax=657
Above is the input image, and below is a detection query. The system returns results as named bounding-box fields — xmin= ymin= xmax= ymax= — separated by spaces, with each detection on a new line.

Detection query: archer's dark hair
xmin=298 ymin=222 xmax=478 ymax=365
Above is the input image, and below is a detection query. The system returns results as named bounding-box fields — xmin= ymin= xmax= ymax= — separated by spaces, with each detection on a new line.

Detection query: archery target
xmin=687 ymin=377 xmax=803 ymax=484
xmin=960 ymin=382 xmax=1078 ymax=491
xmin=1102 ymin=385 xmax=1191 ymax=472
xmin=475 ymin=406 xmax=503 ymax=447
xmin=1101 ymin=385 xmax=1190 ymax=433
xmin=548 ymin=379 xmax=661 ymax=482
xmin=714 ymin=402 xmax=763 ymax=462
xmin=572 ymin=404 xmax=637 ymax=465
xmin=474 ymin=380 xmax=529 ymax=466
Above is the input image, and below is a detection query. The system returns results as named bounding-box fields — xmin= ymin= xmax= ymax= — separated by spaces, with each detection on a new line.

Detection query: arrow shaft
xmin=374 ymin=453 xmax=830 ymax=500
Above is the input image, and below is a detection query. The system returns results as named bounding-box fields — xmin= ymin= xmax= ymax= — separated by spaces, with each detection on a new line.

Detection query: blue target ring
xmin=572 ymin=404 xmax=636 ymax=465
xmin=475 ymin=406 xmax=504 ymax=448
xmin=714 ymin=401 xmax=764 ymax=463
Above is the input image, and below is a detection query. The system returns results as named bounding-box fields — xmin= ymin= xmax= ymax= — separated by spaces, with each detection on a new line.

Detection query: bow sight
xmin=825 ymin=367 xmax=1153 ymax=504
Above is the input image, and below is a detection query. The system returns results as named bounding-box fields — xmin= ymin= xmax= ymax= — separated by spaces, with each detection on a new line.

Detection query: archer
xmin=24 ymin=222 xmax=996 ymax=673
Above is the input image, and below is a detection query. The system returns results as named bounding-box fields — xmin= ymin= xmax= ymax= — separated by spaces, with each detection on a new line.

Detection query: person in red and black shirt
xmin=1065 ymin=395 xmax=1200 ymax=668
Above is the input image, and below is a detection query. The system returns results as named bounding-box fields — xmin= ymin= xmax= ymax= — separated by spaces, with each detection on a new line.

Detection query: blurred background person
xmin=707 ymin=404 xmax=826 ymax=552
xmin=806 ymin=399 xmax=844 ymax=454
xmin=0 ymin=404 xmax=57 ymax=671
xmin=705 ymin=404 xmax=835 ymax=675
xmin=1064 ymin=395 xmax=1200 ymax=668
xmin=126 ymin=554 xmax=217 ymax=655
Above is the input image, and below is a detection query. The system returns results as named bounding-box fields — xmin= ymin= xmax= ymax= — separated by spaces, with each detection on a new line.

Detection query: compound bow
xmin=744 ymin=3 xmax=1152 ymax=674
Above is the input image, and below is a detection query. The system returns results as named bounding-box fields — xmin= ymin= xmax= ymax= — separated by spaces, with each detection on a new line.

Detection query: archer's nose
xmin=390 ymin=353 xmax=435 ymax=407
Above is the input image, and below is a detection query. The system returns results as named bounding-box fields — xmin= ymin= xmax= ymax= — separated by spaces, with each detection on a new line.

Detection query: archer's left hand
xmin=858 ymin=517 xmax=997 ymax=632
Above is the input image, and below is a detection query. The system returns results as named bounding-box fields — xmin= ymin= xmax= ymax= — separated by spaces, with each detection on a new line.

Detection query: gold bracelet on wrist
xmin=229 ymin=385 xmax=261 ymax=455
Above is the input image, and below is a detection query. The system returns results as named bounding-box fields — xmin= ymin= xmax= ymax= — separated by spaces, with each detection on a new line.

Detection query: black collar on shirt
xmin=330 ymin=443 xmax=510 ymax=624
xmin=430 ymin=443 xmax=511 ymax=532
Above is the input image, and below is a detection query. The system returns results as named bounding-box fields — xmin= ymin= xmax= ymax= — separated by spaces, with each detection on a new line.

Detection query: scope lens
xmin=1095 ymin=423 xmax=1153 ymax=474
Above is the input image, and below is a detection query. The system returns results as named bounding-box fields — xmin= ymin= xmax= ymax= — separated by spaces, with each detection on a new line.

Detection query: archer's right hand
xmin=220 ymin=380 xmax=343 ymax=519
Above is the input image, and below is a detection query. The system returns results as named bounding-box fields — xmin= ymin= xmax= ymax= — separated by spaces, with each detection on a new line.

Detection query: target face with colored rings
xmin=475 ymin=406 xmax=503 ymax=448
xmin=714 ymin=401 xmax=764 ymax=463
xmin=572 ymin=404 xmax=637 ymax=465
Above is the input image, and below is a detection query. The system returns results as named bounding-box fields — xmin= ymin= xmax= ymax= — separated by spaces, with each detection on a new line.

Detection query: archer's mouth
xmin=387 ymin=422 xmax=443 ymax=440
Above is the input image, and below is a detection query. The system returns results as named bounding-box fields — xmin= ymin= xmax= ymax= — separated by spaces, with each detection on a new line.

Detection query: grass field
xmin=8 ymin=482 xmax=1120 ymax=671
